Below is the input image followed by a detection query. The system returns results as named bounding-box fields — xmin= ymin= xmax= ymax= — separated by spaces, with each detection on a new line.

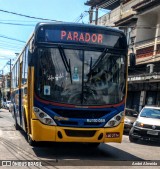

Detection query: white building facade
xmin=85 ymin=0 xmax=160 ymax=112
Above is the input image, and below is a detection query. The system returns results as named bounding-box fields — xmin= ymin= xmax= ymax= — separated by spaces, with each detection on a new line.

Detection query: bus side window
xmin=24 ymin=87 xmax=27 ymax=95
xmin=22 ymin=46 xmax=28 ymax=84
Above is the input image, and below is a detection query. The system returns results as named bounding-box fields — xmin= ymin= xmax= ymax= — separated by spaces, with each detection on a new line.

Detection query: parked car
xmin=129 ymin=106 xmax=160 ymax=142
xmin=0 ymin=99 xmax=2 ymax=108
xmin=2 ymin=101 xmax=7 ymax=108
xmin=6 ymin=101 xmax=11 ymax=110
xmin=124 ymin=108 xmax=138 ymax=133
xmin=3 ymin=100 xmax=11 ymax=109
xmin=9 ymin=102 xmax=13 ymax=112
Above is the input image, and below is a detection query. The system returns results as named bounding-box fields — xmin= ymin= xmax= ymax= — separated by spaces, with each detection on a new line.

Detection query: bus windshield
xmin=35 ymin=47 xmax=126 ymax=105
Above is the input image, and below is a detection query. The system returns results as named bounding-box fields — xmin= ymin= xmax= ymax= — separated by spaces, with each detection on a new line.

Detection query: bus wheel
xmin=27 ymin=135 xmax=37 ymax=146
xmin=15 ymin=122 xmax=21 ymax=130
xmin=23 ymin=110 xmax=28 ymax=133
xmin=14 ymin=112 xmax=21 ymax=130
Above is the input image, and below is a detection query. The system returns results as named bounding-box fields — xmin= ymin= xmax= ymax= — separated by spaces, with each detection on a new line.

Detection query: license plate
xmin=106 ymin=132 xmax=120 ymax=138
xmin=147 ymin=130 xmax=158 ymax=135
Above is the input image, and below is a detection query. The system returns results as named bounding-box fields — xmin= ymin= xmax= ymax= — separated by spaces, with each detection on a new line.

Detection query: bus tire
xmin=27 ymin=135 xmax=37 ymax=146
xmin=14 ymin=109 xmax=21 ymax=130
xmin=15 ymin=121 xmax=21 ymax=130
xmin=23 ymin=109 xmax=28 ymax=133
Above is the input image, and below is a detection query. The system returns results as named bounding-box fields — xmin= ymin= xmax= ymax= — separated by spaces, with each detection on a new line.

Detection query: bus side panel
xmin=21 ymin=87 xmax=28 ymax=132
xmin=31 ymin=120 xmax=56 ymax=141
xmin=19 ymin=88 xmax=22 ymax=127
xmin=26 ymin=67 xmax=34 ymax=135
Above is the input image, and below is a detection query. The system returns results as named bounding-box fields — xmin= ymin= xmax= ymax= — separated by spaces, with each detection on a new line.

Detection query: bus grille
xmin=64 ymin=129 xmax=96 ymax=137
xmin=52 ymin=109 xmax=109 ymax=119
xmin=60 ymin=121 xmax=78 ymax=125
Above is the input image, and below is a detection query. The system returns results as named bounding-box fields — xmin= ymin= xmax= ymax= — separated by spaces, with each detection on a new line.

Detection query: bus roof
xmin=34 ymin=22 xmax=127 ymax=48
xmin=12 ymin=22 xmax=126 ymax=69
xmin=35 ymin=22 xmax=125 ymax=35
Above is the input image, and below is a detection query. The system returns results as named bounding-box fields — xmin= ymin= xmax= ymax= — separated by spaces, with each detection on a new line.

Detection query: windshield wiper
xmin=58 ymin=46 xmax=72 ymax=84
xmin=89 ymin=56 xmax=92 ymax=75
xmin=91 ymin=48 xmax=108 ymax=71
xmin=87 ymin=48 xmax=108 ymax=80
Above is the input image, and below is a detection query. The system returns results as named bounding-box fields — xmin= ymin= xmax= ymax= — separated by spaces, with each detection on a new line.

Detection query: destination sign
xmin=37 ymin=26 xmax=125 ymax=48
xmin=60 ymin=30 xmax=103 ymax=44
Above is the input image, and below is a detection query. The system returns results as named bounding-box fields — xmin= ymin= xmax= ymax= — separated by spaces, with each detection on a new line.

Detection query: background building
xmin=0 ymin=73 xmax=11 ymax=102
xmin=85 ymin=0 xmax=160 ymax=112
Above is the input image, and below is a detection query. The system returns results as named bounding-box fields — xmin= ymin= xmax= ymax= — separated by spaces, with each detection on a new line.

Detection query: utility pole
xmin=0 ymin=70 xmax=4 ymax=101
xmin=95 ymin=6 xmax=99 ymax=25
xmin=5 ymin=59 xmax=12 ymax=100
xmin=10 ymin=59 xmax=12 ymax=96
xmin=0 ymin=70 xmax=3 ymax=100
xmin=89 ymin=7 xmax=93 ymax=23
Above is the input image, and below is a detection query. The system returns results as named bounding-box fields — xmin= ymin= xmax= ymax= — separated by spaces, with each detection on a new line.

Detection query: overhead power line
xmin=0 ymin=9 xmax=62 ymax=22
xmin=74 ymin=12 xmax=89 ymax=23
xmin=0 ymin=19 xmax=38 ymax=22
xmin=0 ymin=34 xmax=25 ymax=43
xmin=0 ymin=56 xmax=16 ymax=60
xmin=0 ymin=40 xmax=23 ymax=46
xmin=0 ymin=21 xmax=35 ymax=27
xmin=0 ymin=39 xmax=23 ymax=51
xmin=0 ymin=45 xmax=22 ymax=49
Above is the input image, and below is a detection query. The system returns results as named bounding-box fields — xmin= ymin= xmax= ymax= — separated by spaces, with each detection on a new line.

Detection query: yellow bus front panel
xmin=31 ymin=119 xmax=124 ymax=143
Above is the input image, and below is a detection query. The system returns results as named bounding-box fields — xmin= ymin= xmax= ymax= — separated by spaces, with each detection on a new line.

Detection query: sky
xmin=0 ymin=0 xmax=107 ymax=74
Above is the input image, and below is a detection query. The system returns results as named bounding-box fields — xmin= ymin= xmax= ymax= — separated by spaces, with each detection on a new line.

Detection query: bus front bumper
xmin=31 ymin=120 xmax=124 ymax=143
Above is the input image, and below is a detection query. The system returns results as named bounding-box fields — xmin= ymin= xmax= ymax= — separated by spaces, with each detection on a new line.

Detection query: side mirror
xmin=129 ymin=53 xmax=136 ymax=67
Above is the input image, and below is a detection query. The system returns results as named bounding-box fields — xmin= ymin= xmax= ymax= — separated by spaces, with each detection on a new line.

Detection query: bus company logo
xmin=54 ymin=116 xmax=69 ymax=121
xmin=87 ymin=119 xmax=105 ymax=123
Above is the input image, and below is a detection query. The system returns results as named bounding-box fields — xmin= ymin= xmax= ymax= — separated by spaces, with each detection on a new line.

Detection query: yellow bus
xmin=11 ymin=22 xmax=128 ymax=146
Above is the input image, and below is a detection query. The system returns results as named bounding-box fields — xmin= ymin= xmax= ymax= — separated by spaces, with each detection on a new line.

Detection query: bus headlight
xmin=33 ymin=107 xmax=57 ymax=126
xmin=104 ymin=111 xmax=124 ymax=127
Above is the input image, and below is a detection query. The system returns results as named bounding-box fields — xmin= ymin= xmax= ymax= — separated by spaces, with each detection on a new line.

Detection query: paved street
xmin=0 ymin=108 xmax=160 ymax=169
